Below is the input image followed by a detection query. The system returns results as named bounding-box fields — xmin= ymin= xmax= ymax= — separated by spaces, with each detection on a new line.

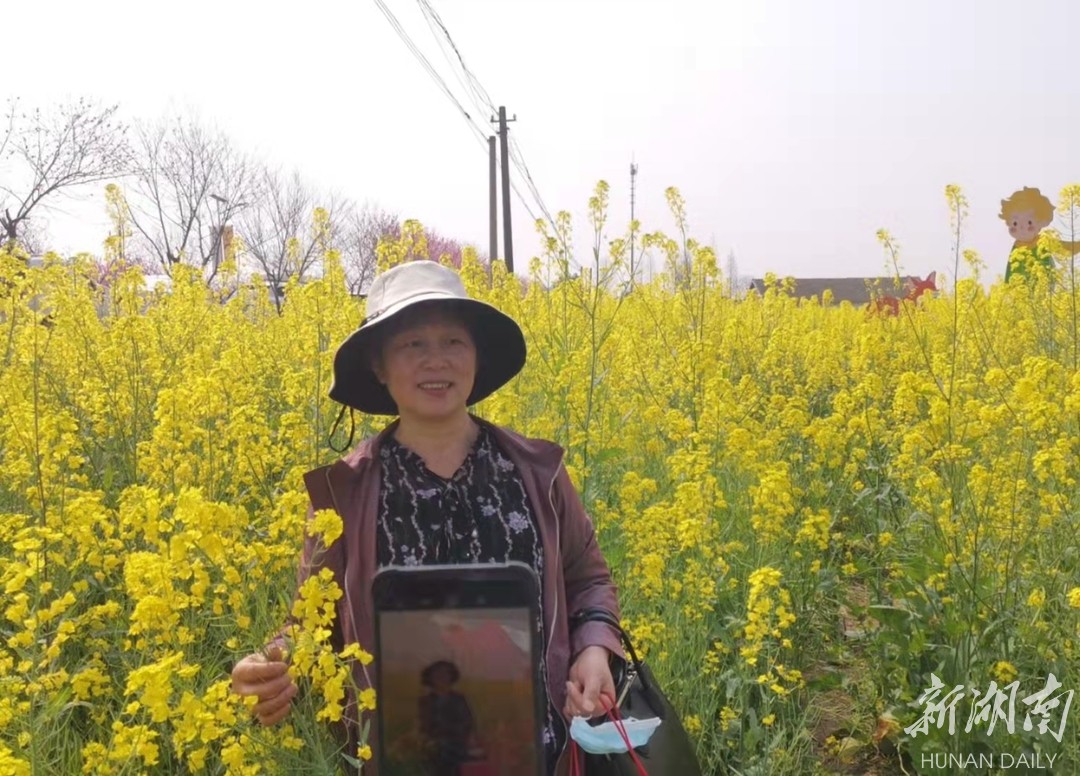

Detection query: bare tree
xmin=423 ymin=227 xmax=466 ymax=269
xmin=0 ymin=106 xmax=14 ymax=160
xmin=16 ymin=217 xmax=49 ymax=256
xmin=0 ymin=98 xmax=130 ymax=248
xmin=332 ymin=208 xmax=475 ymax=296
xmin=337 ymin=201 xmax=399 ymax=295
xmin=238 ymin=166 xmax=342 ymax=309
xmin=126 ymin=114 xmax=255 ymax=279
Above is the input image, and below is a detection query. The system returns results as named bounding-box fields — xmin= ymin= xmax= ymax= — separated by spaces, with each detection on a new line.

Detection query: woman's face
xmin=373 ymin=307 xmax=477 ymax=424
xmin=431 ymin=665 xmax=455 ymax=690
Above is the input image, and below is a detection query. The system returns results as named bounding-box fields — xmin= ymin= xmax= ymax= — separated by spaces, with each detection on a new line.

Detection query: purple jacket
xmin=288 ymin=415 xmax=624 ymax=776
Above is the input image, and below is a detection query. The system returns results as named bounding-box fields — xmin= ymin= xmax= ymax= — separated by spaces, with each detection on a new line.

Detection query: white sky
xmin=7 ymin=0 xmax=1080 ymax=281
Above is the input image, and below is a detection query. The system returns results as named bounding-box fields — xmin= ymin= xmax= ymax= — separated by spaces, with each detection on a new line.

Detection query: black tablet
xmin=372 ymin=562 xmax=546 ymax=776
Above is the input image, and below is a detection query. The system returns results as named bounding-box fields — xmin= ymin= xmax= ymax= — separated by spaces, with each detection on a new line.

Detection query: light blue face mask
xmin=569 ymin=715 xmax=662 ymax=755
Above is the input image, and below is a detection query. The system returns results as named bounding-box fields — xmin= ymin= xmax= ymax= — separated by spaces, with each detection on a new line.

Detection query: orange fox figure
xmin=868 ymin=271 xmax=937 ymax=317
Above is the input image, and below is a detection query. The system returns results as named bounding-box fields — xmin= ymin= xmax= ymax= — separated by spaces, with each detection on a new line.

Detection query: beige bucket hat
xmin=329 ymin=260 xmax=526 ymax=416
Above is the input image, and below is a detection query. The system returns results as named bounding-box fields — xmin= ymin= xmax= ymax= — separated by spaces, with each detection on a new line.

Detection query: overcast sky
xmin=7 ymin=0 xmax=1080 ymax=281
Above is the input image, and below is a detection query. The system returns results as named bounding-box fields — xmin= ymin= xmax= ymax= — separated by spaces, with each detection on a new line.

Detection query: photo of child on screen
xmin=418 ymin=660 xmax=482 ymax=776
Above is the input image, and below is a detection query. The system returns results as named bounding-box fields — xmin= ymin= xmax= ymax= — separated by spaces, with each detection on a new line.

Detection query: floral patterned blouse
xmin=375 ymin=423 xmax=564 ymax=774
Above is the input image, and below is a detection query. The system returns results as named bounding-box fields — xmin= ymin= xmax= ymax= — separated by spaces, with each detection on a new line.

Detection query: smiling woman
xmin=230 ymin=259 xmax=626 ymax=776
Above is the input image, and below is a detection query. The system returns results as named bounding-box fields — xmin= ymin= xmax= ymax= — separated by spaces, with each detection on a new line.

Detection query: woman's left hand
xmin=565 ymin=645 xmax=616 ymax=718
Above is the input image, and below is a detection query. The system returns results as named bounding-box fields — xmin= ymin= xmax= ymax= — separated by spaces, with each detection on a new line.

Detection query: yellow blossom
xmin=308 ymin=508 xmax=344 ymax=546
xmin=992 ymin=661 xmax=1018 ymax=684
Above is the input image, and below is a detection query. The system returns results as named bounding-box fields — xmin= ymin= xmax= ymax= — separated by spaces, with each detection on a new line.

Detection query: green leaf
xmin=867 ymin=604 xmax=915 ymax=629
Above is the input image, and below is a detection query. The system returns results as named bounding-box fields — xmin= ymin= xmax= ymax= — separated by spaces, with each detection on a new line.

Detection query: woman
xmin=416 ymin=660 xmax=475 ymax=776
xmin=232 ymin=260 xmax=624 ymax=776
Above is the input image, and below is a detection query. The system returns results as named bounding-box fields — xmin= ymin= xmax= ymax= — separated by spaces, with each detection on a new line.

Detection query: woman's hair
xmin=999 ymin=187 xmax=1055 ymax=224
xmin=365 ymin=300 xmax=479 ymax=370
xmin=420 ymin=659 xmax=461 ymax=687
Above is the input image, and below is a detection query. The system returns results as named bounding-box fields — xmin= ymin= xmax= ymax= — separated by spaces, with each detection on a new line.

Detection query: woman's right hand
xmin=231 ymin=645 xmax=298 ymax=726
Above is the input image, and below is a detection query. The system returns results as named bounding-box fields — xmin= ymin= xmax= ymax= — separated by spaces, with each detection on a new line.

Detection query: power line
xmin=411 ymin=0 xmax=557 ymax=234
xmin=372 ymin=0 xmax=479 ymax=132
xmin=373 ymin=0 xmax=551 ymax=253
xmin=509 ymin=137 xmax=556 ymax=227
xmin=416 ymin=0 xmax=497 ymax=114
xmin=415 ymin=1 xmax=491 ymax=122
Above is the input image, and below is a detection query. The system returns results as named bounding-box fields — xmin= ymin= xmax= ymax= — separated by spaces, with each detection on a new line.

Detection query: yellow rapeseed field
xmin=1 ymin=183 xmax=1078 ymax=774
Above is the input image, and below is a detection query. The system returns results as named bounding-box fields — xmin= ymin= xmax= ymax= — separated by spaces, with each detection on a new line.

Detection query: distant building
xmin=728 ymin=275 xmax=754 ymax=299
xmin=747 ymin=276 xmax=914 ymax=306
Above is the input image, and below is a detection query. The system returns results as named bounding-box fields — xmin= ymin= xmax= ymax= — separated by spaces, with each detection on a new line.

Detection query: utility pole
xmin=492 ymin=106 xmax=516 ymax=272
xmin=489 ymin=135 xmax=498 ymax=263
xmin=630 ymin=159 xmax=638 ymax=284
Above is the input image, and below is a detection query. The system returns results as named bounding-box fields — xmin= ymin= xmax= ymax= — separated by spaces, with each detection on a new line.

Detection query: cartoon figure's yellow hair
xmin=999 ymin=187 xmax=1055 ymax=223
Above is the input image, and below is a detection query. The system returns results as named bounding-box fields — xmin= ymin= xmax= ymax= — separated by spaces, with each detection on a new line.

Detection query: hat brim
xmin=329 ymin=294 xmax=526 ymax=415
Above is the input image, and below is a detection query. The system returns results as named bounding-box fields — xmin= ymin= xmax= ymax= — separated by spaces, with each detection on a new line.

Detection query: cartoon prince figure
xmin=1000 ymin=187 xmax=1080 ymax=282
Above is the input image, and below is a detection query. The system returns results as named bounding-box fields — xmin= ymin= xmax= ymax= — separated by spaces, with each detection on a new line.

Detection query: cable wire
xmin=416 ymin=0 xmax=498 ymax=114
xmin=374 ymin=0 xmax=552 ymax=253
xmin=411 ymin=0 xmax=556 ymax=232
xmin=509 ymin=136 xmax=556 ymax=227
xmin=416 ymin=0 xmax=493 ymax=122
xmin=373 ymin=0 xmax=479 ymax=132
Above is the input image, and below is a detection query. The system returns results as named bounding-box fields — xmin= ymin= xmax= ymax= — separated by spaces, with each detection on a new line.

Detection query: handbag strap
xmin=607 ymin=698 xmax=650 ymax=774
xmin=569 ymin=607 xmax=644 ymax=668
xmin=568 ymin=607 xmax=667 ymax=719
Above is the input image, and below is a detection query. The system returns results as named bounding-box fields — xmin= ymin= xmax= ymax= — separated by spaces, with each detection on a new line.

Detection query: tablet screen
xmin=377 ymin=606 xmax=542 ymax=776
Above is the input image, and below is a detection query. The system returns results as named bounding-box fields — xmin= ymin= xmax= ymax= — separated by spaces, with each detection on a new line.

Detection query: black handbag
xmin=569 ymin=608 xmax=703 ymax=776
